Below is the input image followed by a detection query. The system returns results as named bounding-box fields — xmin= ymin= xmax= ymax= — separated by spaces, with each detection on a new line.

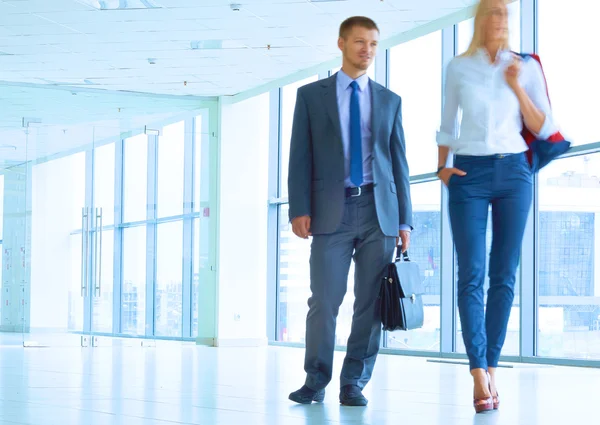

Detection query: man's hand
xmin=292 ymin=216 xmax=311 ymax=239
xmin=396 ymin=230 xmax=411 ymax=253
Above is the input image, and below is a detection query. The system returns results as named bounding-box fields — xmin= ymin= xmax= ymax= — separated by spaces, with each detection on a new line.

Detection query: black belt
xmin=345 ymin=183 xmax=374 ymax=197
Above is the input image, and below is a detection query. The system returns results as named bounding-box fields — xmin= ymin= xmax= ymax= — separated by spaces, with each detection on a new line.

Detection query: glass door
xmin=0 ymin=146 xmax=27 ymax=347
xmin=23 ymin=125 xmax=93 ymax=347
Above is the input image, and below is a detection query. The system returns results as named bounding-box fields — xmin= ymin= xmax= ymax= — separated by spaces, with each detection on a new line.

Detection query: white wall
xmin=216 ymin=94 xmax=270 ymax=346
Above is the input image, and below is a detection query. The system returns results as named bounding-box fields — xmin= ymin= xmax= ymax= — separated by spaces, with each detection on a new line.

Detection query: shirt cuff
xmin=535 ymin=114 xmax=558 ymax=141
xmin=436 ymin=130 xmax=455 ymax=146
xmin=399 ymin=224 xmax=411 ymax=232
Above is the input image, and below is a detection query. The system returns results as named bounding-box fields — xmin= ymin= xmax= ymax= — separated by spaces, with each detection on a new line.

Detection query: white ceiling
xmin=0 ymin=0 xmax=476 ymax=168
xmin=0 ymin=0 xmax=475 ymax=97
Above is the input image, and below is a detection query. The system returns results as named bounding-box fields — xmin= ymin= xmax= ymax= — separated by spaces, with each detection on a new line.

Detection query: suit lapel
xmin=369 ymin=80 xmax=385 ymax=149
xmin=321 ymin=74 xmax=343 ymax=142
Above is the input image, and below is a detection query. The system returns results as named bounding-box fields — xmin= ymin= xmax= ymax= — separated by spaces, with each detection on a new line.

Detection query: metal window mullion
xmin=182 ymin=118 xmax=194 ymax=338
xmin=267 ymin=88 xmax=281 ymax=341
xmin=145 ymin=134 xmax=158 ymax=337
xmin=439 ymin=26 xmax=456 ymax=355
xmin=519 ymin=0 xmax=537 ymax=359
xmin=374 ymin=48 xmax=389 ymax=88
xmin=113 ymin=138 xmax=124 ymax=334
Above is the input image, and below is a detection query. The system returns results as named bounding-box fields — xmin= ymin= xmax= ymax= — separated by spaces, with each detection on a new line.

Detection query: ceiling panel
xmin=0 ymin=0 xmax=474 ymax=103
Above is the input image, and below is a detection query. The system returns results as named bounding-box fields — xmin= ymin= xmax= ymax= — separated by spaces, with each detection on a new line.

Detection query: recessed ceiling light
xmin=191 ymin=40 xmax=223 ymax=50
xmin=77 ymin=0 xmax=162 ymax=10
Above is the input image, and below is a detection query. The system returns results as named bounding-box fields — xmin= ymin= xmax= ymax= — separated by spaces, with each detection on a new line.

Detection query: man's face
xmin=338 ymin=26 xmax=379 ymax=71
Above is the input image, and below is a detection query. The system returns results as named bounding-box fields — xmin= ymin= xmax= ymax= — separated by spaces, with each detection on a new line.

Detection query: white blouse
xmin=437 ymin=48 xmax=557 ymax=156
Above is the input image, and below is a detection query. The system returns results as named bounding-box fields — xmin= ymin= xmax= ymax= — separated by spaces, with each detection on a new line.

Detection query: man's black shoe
xmin=289 ymin=385 xmax=326 ymax=404
xmin=339 ymin=385 xmax=368 ymax=406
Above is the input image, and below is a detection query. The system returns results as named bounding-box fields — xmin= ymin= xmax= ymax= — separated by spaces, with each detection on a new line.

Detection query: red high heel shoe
xmin=473 ymin=396 xmax=494 ymax=413
xmin=487 ymin=372 xmax=499 ymax=410
xmin=473 ymin=373 xmax=494 ymax=414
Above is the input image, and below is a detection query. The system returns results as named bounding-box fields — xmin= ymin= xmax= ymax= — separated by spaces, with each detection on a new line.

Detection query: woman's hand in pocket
xmin=438 ymin=167 xmax=467 ymax=186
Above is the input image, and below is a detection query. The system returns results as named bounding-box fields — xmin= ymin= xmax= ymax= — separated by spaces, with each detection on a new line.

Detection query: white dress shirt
xmin=437 ymin=48 xmax=557 ymax=156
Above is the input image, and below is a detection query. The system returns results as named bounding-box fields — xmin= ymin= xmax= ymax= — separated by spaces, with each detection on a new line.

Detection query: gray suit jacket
xmin=287 ymin=73 xmax=412 ymax=237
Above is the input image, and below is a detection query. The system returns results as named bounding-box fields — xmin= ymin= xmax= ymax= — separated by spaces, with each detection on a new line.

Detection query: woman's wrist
xmin=436 ymin=165 xmax=446 ymax=176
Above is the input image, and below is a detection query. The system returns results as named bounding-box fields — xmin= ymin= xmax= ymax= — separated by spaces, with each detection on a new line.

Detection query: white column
xmin=1 ymin=165 xmax=32 ymax=333
xmin=208 ymin=94 xmax=270 ymax=347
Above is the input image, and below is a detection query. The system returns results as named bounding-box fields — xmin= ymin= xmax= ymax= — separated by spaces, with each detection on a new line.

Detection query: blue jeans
xmin=448 ymin=153 xmax=533 ymax=370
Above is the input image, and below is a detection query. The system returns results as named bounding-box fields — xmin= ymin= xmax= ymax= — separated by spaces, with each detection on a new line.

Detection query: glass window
xmin=0 ymin=175 xmax=4 ymax=240
xmin=121 ymin=225 xmax=146 ymax=335
xmin=538 ymin=0 xmax=599 ymax=146
xmin=155 ymin=221 xmax=183 ymax=337
xmin=92 ymin=229 xmax=114 ymax=334
xmin=386 ymin=181 xmax=442 ymax=350
xmin=457 ymin=1 xmax=521 ymax=55
xmin=94 ymin=143 xmax=115 ymax=226
xmin=389 ymin=31 xmax=442 ymax=176
xmin=0 ymin=176 xmax=3 ymax=320
xmin=537 ymin=153 xmax=600 ymax=359
xmin=279 ymin=75 xmax=318 ymax=199
xmin=123 ymin=134 xmax=148 ymax=223
xmin=194 ymin=115 xmax=210 ymax=213
xmin=157 ymin=121 xmax=185 ymax=218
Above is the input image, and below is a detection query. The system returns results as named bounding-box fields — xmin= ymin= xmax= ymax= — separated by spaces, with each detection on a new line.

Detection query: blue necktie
xmin=349 ymin=81 xmax=363 ymax=187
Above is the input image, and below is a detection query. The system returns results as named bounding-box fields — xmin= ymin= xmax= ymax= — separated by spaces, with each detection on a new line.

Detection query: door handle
xmin=81 ymin=207 xmax=89 ymax=297
xmin=95 ymin=208 xmax=103 ymax=297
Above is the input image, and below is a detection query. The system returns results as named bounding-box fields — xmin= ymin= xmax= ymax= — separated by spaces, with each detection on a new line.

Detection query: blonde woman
xmin=436 ymin=0 xmax=557 ymax=414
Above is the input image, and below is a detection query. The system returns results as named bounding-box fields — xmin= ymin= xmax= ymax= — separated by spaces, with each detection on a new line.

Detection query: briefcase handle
xmin=394 ymin=246 xmax=410 ymax=262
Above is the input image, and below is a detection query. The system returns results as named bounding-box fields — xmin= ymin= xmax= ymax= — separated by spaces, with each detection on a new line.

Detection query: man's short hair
xmin=339 ymin=16 xmax=379 ymax=39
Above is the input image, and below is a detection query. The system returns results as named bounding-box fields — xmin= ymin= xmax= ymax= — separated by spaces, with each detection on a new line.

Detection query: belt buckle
xmin=351 ymin=186 xmax=362 ymax=197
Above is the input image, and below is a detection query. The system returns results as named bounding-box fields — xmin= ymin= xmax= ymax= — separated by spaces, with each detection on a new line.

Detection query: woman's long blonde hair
xmin=462 ymin=0 xmax=511 ymax=56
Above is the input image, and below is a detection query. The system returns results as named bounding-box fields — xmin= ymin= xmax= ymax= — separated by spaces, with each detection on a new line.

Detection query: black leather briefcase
xmin=379 ymin=248 xmax=424 ymax=331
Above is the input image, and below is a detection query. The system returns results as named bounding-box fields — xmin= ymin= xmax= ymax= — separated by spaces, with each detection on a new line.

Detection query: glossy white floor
xmin=0 ymin=336 xmax=597 ymax=425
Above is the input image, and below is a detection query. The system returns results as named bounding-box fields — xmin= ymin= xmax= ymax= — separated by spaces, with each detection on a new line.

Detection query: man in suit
xmin=287 ymin=16 xmax=413 ymax=406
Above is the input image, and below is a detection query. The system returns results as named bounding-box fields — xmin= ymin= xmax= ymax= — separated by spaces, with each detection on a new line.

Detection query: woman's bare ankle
xmin=487 ymin=367 xmax=498 ymax=396
xmin=470 ymin=368 xmax=491 ymax=398
xmin=470 ymin=368 xmax=487 ymax=379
